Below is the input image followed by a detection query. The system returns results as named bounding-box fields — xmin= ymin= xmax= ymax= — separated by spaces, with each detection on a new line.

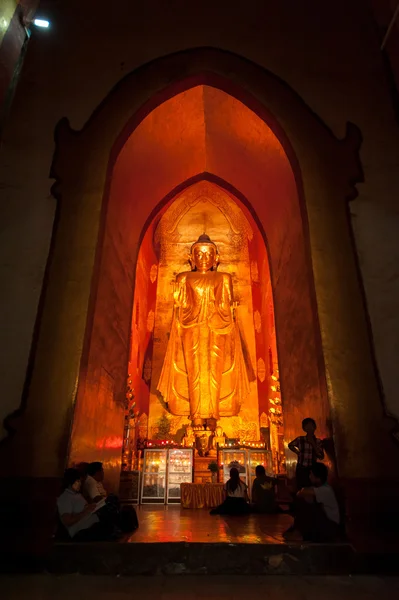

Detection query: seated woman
xmin=210 ymin=467 xmax=250 ymax=515
xmin=251 ymin=465 xmax=278 ymax=513
xmin=57 ymin=468 xmax=113 ymax=541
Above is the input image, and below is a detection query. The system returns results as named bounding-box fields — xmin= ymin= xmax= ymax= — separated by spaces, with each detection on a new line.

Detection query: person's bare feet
xmin=283 ymin=528 xmax=303 ymax=541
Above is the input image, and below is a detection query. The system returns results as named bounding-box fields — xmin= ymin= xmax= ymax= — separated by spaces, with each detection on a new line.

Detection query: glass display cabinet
xmin=166 ymin=448 xmax=193 ymax=504
xmin=247 ymin=449 xmax=274 ymax=495
xmin=219 ymin=449 xmax=248 ymax=484
xmin=141 ymin=449 xmax=167 ymax=504
xmin=141 ymin=447 xmax=193 ymax=504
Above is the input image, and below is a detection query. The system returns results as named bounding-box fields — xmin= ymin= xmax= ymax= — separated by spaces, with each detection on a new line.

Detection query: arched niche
xmin=128 ymin=181 xmax=281 ymax=464
xmin=2 ymin=50 xmax=396 ymax=516
xmin=67 ymin=85 xmax=330 ymax=491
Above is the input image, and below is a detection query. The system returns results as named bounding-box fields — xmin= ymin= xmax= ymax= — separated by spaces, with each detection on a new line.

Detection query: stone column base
xmin=0 ymin=476 xmax=61 ymax=556
xmin=340 ymin=477 xmax=399 ymax=531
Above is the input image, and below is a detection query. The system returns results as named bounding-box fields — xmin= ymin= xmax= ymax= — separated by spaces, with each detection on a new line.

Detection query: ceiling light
xmin=33 ymin=19 xmax=49 ymax=28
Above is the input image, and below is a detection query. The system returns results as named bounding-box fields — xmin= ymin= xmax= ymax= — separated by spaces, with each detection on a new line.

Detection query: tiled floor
xmin=126 ymin=505 xmax=291 ymax=544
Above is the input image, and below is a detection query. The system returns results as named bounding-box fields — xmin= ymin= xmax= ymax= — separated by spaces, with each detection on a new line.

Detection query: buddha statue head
xmin=215 ymin=425 xmax=224 ymax=438
xmin=189 ymin=234 xmax=220 ymax=273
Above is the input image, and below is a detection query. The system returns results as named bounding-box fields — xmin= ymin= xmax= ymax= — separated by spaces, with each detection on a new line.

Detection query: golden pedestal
xmin=193 ymin=456 xmax=212 ymax=483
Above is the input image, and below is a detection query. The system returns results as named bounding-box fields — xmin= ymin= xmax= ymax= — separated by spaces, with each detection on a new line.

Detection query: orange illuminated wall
xmin=128 ymin=222 xmax=159 ymax=418
xmin=69 ymin=84 xmax=330 ymax=490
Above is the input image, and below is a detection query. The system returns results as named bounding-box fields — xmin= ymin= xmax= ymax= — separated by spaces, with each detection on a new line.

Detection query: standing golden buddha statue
xmin=157 ymin=234 xmax=250 ymax=429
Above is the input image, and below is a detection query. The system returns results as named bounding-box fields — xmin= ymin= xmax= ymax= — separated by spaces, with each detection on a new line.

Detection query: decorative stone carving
xmin=150 ymin=264 xmax=158 ymax=283
xmin=250 ymin=260 xmax=259 ymax=283
xmin=257 ymin=358 xmax=266 ymax=382
xmin=254 ymin=310 xmax=262 ymax=333
xmin=147 ymin=310 xmax=155 ymax=332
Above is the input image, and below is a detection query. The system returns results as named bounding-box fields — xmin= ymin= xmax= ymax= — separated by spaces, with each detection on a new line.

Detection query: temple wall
xmin=1 ymin=0 xmax=399 ymax=449
xmin=68 ymin=158 xmax=137 ymax=491
xmin=0 ymin=1 xmax=39 ymax=119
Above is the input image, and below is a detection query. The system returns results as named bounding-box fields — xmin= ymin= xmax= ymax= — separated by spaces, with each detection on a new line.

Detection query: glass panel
xmin=249 ymin=451 xmax=267 ymax=477
xmin=224 ymin=451 xmax=246 ymax=472
xmin=167 ymin=484 xmax=181 ymax=498
xmin=168 ymin=449 xmax=192 ymax=474
xmin=168 ymin=474 xmax=192 ymax=485
xmin=222 ymin=450 xmax=247 ymax=483
xmin=144 ymin=450 xmax=167 ymax=473
xmin=167 ymin=473 xmax=192 ymax=498
xmin=142 ymin=473 xmax=166 ymax=498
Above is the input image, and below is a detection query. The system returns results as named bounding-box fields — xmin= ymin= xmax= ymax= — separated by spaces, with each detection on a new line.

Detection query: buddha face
xmin=191 ymin=244 xmax=218 ymax=273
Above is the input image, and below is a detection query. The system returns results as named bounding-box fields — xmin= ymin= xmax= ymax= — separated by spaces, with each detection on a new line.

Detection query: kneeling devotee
xmin=210 ymin=467 xmax=250 ymax=515
xmin=251 ymin=465 xmax=278 ymax=513
xmin=283 ymin=462 xmax=340 ymax=542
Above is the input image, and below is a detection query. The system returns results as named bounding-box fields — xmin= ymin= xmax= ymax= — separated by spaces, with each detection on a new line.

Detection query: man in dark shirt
xmin=251 ymin=465 xmax=277 ymax=513
xmin=288 ymin=417 xmax=324 ymax=490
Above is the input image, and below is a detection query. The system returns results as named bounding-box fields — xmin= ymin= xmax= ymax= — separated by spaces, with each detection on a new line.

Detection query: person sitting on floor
xmin=83 ymin=460 xmax=139 ymax=533
xmin=57 ymin=468 xmax=114 ymax=541
xmin=83 ymin=461 xmax=107 ymax=502
xmin=251 ymin=465 xmax=278 ymax=513
xmin=283 ymin=462 xmax=340 ymax=542
xmin=76 ymin=461 xmax=89 ymax=484
xmin=210 ymin=467 xmax=250 ymax=515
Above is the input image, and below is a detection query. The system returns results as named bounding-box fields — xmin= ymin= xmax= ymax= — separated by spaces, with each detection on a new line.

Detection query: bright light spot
xmin=33 ymin=19 xmax=50 ymax=28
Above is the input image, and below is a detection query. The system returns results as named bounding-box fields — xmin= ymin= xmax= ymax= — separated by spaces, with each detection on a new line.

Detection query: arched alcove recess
xmin=127 ymin=180 xmax=283 ymax=471
xmin=68 ymin=84 xmax=330 ymax=492
xmin=3 ymin=49 xmax=397 ymax=518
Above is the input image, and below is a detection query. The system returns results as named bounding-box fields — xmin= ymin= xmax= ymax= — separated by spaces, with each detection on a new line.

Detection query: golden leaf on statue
xmin=143 ymin=358 xmax=152 ymax=383
xmin=259 ymin=412 xmax=269 ymax=428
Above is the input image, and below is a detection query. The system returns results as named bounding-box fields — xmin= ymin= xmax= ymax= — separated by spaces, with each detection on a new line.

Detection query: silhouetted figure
xmin=251 ymin=465 xmax=277 ymax=513
xmin=210 ymin=467 xmax=250 ymax=515
xmin=288 ymin=417 xmax=324 ymax=490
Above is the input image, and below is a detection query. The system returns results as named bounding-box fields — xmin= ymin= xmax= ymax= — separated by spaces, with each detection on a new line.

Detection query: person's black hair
xmin=76 ymin=461 xmax=89 ymax=476
xmin=310 ymin=462 xmax=328 ymax=484
xmin=302 ymin=417 xmax=316 ymax=430
xmin=255 ymin=464 xmax=266 ymax=476
xmin=227 ymin=467 xmax=241 ymax=493
xmin=87 ymin=461 xmax=103 ymax=476
xmin=63 ymin=468 xmax=81 ymax=489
